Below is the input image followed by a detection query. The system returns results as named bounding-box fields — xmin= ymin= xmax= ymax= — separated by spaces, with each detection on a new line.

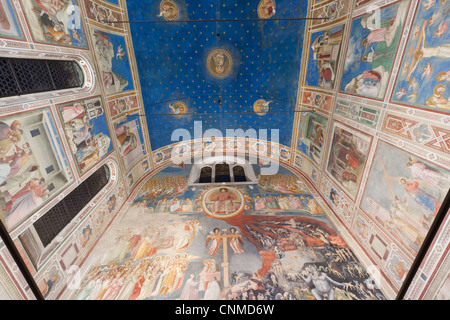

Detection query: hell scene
xmin=71 ymin=165 xmax=386 ymax=300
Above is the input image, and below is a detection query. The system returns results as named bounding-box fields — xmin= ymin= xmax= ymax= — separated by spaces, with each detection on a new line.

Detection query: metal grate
xmin=0 ymin=57 xmax=84 ymax=98
xmin=0 ymin=59 xmax=20 ymax=97
xmin=33 ymin=165 xmax=110 ymax=247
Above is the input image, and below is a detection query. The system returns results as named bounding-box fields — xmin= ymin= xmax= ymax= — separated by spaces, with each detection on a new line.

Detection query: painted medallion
xmin=169 ymin=101 xmax=187 ymax=118
xmin=201 ymin=186 xmax=244 ymax=219
xmin=157 ymin=0 xmax=178 ymax=21
xmin=207 ymin=49 xmax=232 ymax=78
xmin=253 ymin=99 xmax=271 ymax=116
xmin=257 ymin=0 xmax=276 ymax=19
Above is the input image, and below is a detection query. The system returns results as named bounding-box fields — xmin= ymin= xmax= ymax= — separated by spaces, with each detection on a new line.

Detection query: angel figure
xmin=116 ymin=44 xmax=126 ymax=60
xmin=228 ymin=228 xmax=244 ymax=254
xmin=395 ymin=88 xmax=407 ymax=99
xmin=422 ymin=62 xmax=432 ymax=80
xmin=433 ymin=19 xmax=448 ymax=38
xmin=205 ymin=228 xmax=223 ymax=255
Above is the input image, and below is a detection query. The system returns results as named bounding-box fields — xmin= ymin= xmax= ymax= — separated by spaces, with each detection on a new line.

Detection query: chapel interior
xmin=0 ymin=0 xmax=449 ymax=301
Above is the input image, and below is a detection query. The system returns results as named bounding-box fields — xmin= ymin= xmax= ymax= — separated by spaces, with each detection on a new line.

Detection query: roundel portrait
xmin=201 ymin=186 xmax=244 ymax=219
xmin=257 ymin=0 xmax=276 ymax=19
xmin=207 ymin=49 xmax=233 ymax=78
xmin=158 ymin=0 xmax=179 ymax=21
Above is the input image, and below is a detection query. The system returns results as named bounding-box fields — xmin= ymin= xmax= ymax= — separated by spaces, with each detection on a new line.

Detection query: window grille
xmin=0 ymin=57 xmax=84 ymax=98
xmin=33 ymin=165 xmax=110 ymax=247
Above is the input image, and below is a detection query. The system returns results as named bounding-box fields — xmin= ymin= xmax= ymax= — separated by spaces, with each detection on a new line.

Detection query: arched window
xmin=0 ymin=58 xmax=84 ymax=98
xmin=188 ymin=156 xmax=259 ymax=186
xmin=215 ymin=163 xmax=231 ymax=183
xmin=233 ymin=165 xmax=247 ymax=182
xmin=198 ymin=166 xmax=212 ymax=183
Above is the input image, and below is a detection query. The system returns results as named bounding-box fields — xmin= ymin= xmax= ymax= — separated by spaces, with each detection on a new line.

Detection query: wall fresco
xmin=297 ymin=112 xmax=329 ymax=165
xmin=0 ymin=0 xmax=448 ymax=302
xmin=20 ymin=0 xmax=88 ymax=48
xmin=301 ymin=90 xmax=334 ymax=112
xmin=340 ymin=0 xmax=410 ymax=100
xmin=0 ymin=109 xmax=73 ymax=230
xmin=334 ymin=100 xmax=381 ymax=128
xmin=390 ymin=0 xmax=450 ymax=112
xmin=0 ymin=0 xmax=23 ymax=40
xmin=84 ymin=0 xmax=124 ymax=30
xmin=361 ymin=140 xmax=449 ymax=256
xmin=325 ymin=122 xmax=372 ymax=199
xmin=309 ymin=0 xmax=350 ymax=28
xmin=57 ymin=96 xmax=113 ymax=175
xmin=91 ymin=28 xmax=134 ymax=95
xmin=306 ymin=24 xmax=345 ymax=90
xmin=113 ymin=116 xmax=146 ymax=172
xmin=70 ymin=165 xmax=385 ymax=300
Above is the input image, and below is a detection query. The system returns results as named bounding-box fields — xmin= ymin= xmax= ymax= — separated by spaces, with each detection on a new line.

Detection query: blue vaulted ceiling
xmin=126 ymin=0 xmax=307 ymax=151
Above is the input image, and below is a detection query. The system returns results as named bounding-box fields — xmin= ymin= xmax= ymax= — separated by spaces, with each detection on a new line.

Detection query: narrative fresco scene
xmin=297 ymin=111 xmax=328 ymax=165
xmin=113 ymin=116 xmax=146 ymax=171
xmin=71 ymin=165 xmax=386 ymax=300
xmin=326 ymin=122 xmax=372 ymax=199
xmin=57 ymin=97 xmax=113 ymax=175
xmin=390 ymin=0 xmax=450 ymax=111
xmin=361 ymin=141 xmax=449 ymax=256
xmin=341 ymin=0 xmax=410 ymax=99
xmin=91 ymin=28 xmax=134 ymax=95
xmin=0 ymin=109 xmax=72 ymax=230
xmin=306 ymin=24 xmax=345 ymax=90
xmin=20 ymin=0 xmax=88 ymax=48
xmin=0 ymin=0 xmax=23 ymax=40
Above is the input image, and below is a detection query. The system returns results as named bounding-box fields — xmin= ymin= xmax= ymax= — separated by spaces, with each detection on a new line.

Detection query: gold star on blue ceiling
xmin=127 ymin=0 xmax=307 ymax=150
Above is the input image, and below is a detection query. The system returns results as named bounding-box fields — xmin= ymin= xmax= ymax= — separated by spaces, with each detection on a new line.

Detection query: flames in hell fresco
xmin=72 ymin=165 xmax=386 ymax=301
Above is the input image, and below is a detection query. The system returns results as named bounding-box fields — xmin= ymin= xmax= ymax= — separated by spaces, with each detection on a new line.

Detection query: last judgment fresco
xmin=72 ymin=165 xmax=385 ymax=300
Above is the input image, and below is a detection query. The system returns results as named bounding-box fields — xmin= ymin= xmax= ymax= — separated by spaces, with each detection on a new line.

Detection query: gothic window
xmin=233 ymin=165 xmax=247 ymax=182
xmin=0 ymin=58 xmax=84 ymax=98
xmin=188 ymin=156 xmax=258 ymax=185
